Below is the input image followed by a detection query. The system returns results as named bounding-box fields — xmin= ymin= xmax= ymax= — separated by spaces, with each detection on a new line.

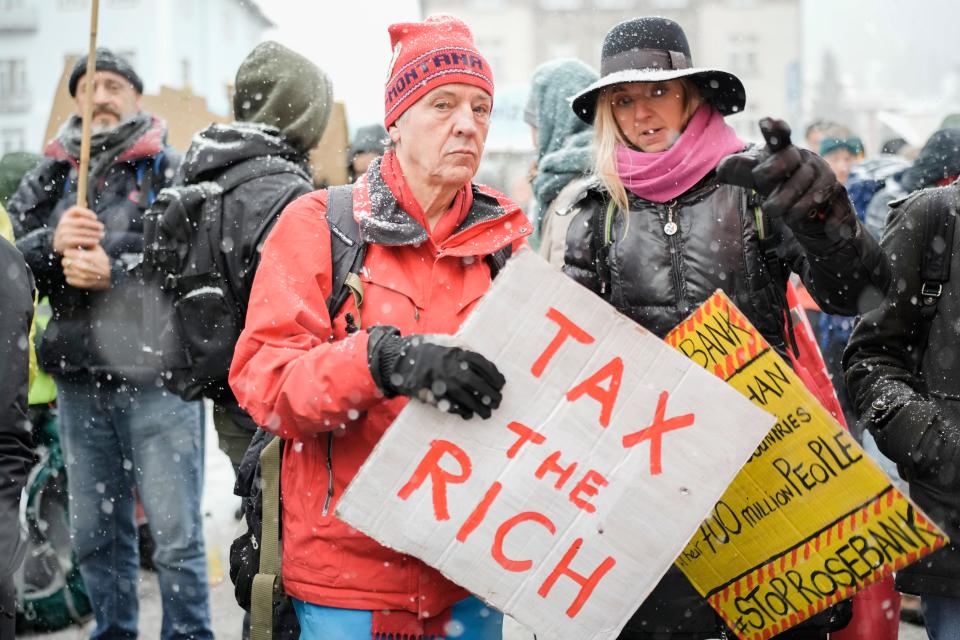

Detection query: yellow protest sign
xmin=665 ymin=290 xmax=948 ymax=640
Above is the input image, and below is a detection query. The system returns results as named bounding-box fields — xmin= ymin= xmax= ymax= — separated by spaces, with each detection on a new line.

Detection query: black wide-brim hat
xmin=571 ymin=17 xmax=746 ymax=124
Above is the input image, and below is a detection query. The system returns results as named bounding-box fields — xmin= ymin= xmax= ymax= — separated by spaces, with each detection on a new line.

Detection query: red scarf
xmin=616 ymin=104 xmax=746 ymax=203
xmin=379 ymin=149 xmax=473 ymax=247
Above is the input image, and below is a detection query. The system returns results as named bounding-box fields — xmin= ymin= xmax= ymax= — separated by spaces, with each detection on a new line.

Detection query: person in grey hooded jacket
xmin=524 ymin=59 xmax=597 ymax=265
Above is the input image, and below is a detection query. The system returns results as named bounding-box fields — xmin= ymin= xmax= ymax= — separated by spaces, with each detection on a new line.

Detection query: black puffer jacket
xmin=564 ymin=174 xmax=889 ymax=639
xmin=178 ymin=122 xmax=313 ymax=427
xmin=844 ymin=182 xmax=960 ymax=598
xmin=8 ymin=118 xmax=178 ymax=382
xmin=0 ymin=236 xmax=35 ymax=578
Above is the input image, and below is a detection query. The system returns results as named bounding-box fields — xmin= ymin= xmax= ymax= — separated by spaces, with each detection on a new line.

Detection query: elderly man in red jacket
xmin=229 ymin=15 xmax=530 ymax=640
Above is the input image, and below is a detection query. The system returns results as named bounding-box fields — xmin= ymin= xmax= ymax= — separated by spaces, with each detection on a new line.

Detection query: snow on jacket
xmin=229 ymin=152 xmax=530 ymax=615
xmin=179 ymin=122 xmax=314 ymax=428
xmin=563 ymin=173 xmax=889 ymax=637
xmin=844 ymin=181 xmax=960 ymax=598
xmin=7 ymin=115 xmax=179 ymax=382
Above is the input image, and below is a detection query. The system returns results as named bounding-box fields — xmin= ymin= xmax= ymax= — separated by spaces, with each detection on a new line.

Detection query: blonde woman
xmin=563 ymin=17 xmax=889 ymax=640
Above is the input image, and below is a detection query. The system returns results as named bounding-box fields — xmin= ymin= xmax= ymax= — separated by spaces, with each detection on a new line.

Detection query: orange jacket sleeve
xmin=228 ymin=191 xmax=381 ymax=439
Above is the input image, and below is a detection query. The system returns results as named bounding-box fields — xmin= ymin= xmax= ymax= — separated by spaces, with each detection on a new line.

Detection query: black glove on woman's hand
xmin=717 ymin=118 xmax=857 ymax=243
xmin=367 ymin=326 xmax=506 ymax=419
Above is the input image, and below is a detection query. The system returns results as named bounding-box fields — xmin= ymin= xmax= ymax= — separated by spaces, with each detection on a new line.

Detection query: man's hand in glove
xmin=367 ymin=326 xmax=506 ymax=420
xmin=716 ymin=118 xmax=857 ymax=243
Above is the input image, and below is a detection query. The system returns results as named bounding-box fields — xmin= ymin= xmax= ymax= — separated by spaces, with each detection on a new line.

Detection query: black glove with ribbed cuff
xmin=717 ymin=118 xmax=858 ymax=245
xmin=367 ymin=325 xmax=506 ymax=420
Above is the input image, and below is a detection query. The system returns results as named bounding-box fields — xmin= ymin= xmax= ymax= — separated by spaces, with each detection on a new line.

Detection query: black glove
xmin=717 ymin=118 xmax=856 ymax=242
xmin=367 ymin=326 xmax=506 ymax=420
xmin=865 ymin=388 xmax=960 ymax=487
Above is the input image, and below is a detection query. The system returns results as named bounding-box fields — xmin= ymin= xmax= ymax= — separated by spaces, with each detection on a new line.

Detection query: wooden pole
xmin=75 ymin=0 xmax=101 ymax=209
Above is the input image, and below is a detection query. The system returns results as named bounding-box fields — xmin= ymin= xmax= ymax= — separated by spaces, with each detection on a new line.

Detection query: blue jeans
xmin=57 ymin=377 xmax=212 ymax=640
xmin=922 ymin=595 xmax=960 ymax=640
xmin=292 ymin=596 xmax=503 ymax=639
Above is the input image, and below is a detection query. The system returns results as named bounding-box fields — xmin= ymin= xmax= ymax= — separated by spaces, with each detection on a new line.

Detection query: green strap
xmin=603 ymin=200 xmax=617 ymax=247
xmin=344 ymin=272 xmax=364 ymax=328
xmin=754 ymin=205 xmax=765 ymax=241
xmin=250 ymin=437 xmax=282 ymax=640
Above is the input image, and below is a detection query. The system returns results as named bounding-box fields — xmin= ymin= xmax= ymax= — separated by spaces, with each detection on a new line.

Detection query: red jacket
xmin=229 ymin=152 xmax=530 ymax=616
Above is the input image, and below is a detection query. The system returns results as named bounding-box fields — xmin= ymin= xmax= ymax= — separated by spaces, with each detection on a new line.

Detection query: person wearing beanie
xmin=347 ymin=124 xmax=389 ymax=182
xmin=818 ymin=135 xmax=864 ymax=185
xmin=230 ymin=15 xmax=529 ymax=639
xmin=524 ymin=58 xmax=598 ymax=265
xmin=174 ymin=42 xmax=333 ymax=500
xmin=563 ymin=16 xmax=889 ymax=639
xmin=7 ymin=48 xmax=214 ymax=638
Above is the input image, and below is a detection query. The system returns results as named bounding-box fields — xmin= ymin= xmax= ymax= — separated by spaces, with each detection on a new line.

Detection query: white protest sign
xmin=337 ymin=248 xmax=776 ymax=640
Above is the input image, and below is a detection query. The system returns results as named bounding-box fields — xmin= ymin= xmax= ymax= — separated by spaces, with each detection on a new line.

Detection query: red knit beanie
xmin=384 ymin=15 xmax=494 ymax=128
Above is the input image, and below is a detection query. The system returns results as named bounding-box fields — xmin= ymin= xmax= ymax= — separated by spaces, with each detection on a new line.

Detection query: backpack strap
xmin=325 ymin=184 xmax=367 ymax=327
xmin=250 ymin=436 xmax=282 ymax=640
xmin=485 ymin=244 xmax=513 ymax=279
xmin=751 ymin=192 xmax=800 ymax=357
xmin=914 ymin=191 xmax=958 ymax=373
xmin=248 ymin=186 xmax=362 ymax=636
xmin=135 ymin=152 xmax=166 ymax=208
xmin=217 ymin=156 xmax=310 ymax=195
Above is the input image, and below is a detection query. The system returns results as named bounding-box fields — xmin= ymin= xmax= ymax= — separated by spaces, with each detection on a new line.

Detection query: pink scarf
xmin=616 ymin=104 xmax=746 ymax=203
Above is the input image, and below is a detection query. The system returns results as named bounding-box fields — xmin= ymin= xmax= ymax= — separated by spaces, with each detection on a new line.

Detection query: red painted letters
xmin=492 ymin=512 xmax=557 ymax=572
xmin=537 ymin=538 xmax=617 ymax=618
xmin=536 ymin=450 xmax=579 ymax=490
xmin=569 ymin=470 xmax=608 ymax=514
xmin=622 ymin=391 xmax=695 ymax=475
xmin=531 ymin=307 xmax=595 ymax=377
xmin=566 ymin=357 xmax=624 ymax=428
xmin=397 ymin=439 xmax=472 ymax=520
xmin=506 ymin=421 xmax=546 ymax=458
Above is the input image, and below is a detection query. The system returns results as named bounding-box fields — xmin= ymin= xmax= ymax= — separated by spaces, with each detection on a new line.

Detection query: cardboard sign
xmin=337 ymin=249 xmax=775 ymax=640
xmin=665 ymin=291 xmax=948 ymax=640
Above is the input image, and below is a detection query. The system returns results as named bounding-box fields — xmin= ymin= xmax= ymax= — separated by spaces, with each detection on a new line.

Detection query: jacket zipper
xmin=664 ymin=200 xmax=685 ymax=309
xmin=321 ymin=432 xmax=335 ymax=516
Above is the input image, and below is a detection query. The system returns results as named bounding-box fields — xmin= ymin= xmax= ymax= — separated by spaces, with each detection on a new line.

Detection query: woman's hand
xmin=717 ymin=118 xmax=856 ymax=242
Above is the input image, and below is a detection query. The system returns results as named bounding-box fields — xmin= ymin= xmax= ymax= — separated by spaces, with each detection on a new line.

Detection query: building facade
xmin=420 ymin=0 xmax=801 ymax=145
xmin=0 ymin=0 xmax=271 ymax=154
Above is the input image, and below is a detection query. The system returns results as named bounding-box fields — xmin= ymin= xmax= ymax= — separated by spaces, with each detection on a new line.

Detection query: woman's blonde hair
xmin=592 ymin=79 xmax=702 ymax=211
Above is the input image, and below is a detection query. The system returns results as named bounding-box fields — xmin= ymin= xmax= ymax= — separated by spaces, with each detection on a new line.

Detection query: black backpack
xmin=142 ymin=157 xmax=310 ymax=402
xmin=230 ymin=184 xmax=513 ymax=639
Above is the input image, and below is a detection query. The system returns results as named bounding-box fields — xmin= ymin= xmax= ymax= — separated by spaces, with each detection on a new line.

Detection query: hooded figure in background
xmin=0 ymin=237 xmax=34 ymax=639
xmin=524 ymin=58 xmax=598 ymax=265
xmin=864 ymin=127 xmax=960 ymax=239
xmin=177 ymin=40 xmax=333 ymax=470
xmin=347 ymin=124 xmax=389 ymax=183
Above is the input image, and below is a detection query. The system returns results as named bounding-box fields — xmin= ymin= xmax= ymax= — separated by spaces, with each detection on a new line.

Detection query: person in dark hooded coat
xmin=177 ymin=41 xmax=333 ymax=469
xmin=524 ymin=58 xmax=598 ymax=265
xmin=845 ymin=177 xmax=960 ymax=640
xmin=0 ymin=237 xmax=34 ymax=640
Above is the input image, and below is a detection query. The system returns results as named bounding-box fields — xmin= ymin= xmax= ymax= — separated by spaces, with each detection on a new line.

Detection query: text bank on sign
xmin=666 ymin=290 xmax=948 ymax=640
xmin=337 ymin=249 xmax=775 ymax=640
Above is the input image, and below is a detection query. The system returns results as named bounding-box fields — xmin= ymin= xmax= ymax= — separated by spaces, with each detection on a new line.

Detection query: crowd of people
xmin=0 ymin=10 xmax=958 ymax=640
